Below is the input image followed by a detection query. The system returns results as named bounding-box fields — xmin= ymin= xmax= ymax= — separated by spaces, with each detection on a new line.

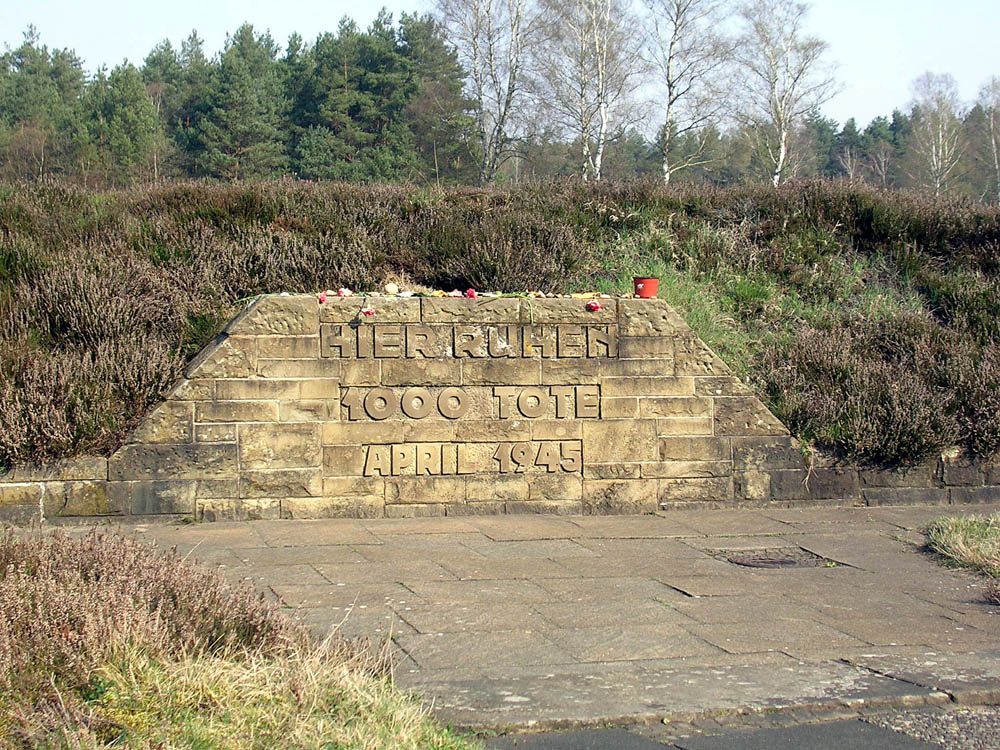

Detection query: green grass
xmin=924 ymin=515 xmax=1000 ymax=577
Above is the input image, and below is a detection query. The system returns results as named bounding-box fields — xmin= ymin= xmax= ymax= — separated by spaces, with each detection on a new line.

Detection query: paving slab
xmin=671 ymin=719 xmax=940 ymax=749
xmin=488 ymin=728 xmax=663 ymax=749
xmin=152 ymin=501 xmax=1000 ymax=733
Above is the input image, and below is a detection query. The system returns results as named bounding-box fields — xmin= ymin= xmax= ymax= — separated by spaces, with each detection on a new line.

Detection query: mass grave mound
xmin=1 ymin=294 xmax=818 ymax=521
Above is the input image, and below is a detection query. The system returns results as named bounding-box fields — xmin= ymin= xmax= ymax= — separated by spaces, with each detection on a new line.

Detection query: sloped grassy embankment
xmin=0 ymin=179 xmax=998 ymax=469
xmin=0 ymin=529 xmax=477 ymax=748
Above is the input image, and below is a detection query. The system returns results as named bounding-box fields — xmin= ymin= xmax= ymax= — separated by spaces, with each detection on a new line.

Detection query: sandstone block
xmin=324 ymin=421 xmax=401 ymax=445
xmin=466 ymin=475 xmax=529 ymax=503
xmin=583 ymin=479 xmax=657 ymax=514
xmin=528 ymin=474 xmax=583 ymax=501
xmin=228 ymin=295 xmax=318 ymax=336
xmin=198 ymin=498 xmax=281 ymax=522
xmin=0 ymin=483 xmax=41 ymax=507
xmin=601 ymin=362 xmax=669 ymax=380
xmin=714 ymin=397 xmax=788 ymax=436
xmin=239 ymin=423 xmax=320 ymax=469
xmin=195 ymin=424 xmax=237 ymax=443
xmin=659 ymin=436 xmax=731 ymax=462
xmin=110 ymin=444 xmax=238 ymax=481
xmin=800 ymin=467 xmax=859 ymax=500
xmin=323 ymin=446 xmax=367 ymax=476
xmin=0 ymin=505 xmax=38 ymax=524
xmin=299 ymin=380 xmax=341 ymax=400
xmin=583 ymin=419 xmax=658 ymax=462
xmin=601 ymin=397 xmax=638 ymax=419
xmin=694 ymin=377 xmax=752 ymax=397
xmin=531 ymin=420 xmax=582 ymax=441
xmin=256 ymin=335 xmax=320 ymax=359
xmin=951 ymin=486 xmax=1000 ymax=504
xmin=322 ymin=476 xmax=385 ymax=496
xmin=731 ymin=437 xmax=804 ymax=470
xmin=986 ymin=463 xmax=1000 ymax=486
xmin=186 ymin=335 xmax=256 ymax=379
xmin=583 ymin=463 xmax=641 ymax=480
xmin=242 ymin=469 xmax=322 ymax=498
xmin=321 ymin=297 xmax=420 ymax=323
xmin=402 ymin=421 xmax=457 ymax=442
xmin=602 ymin=377 xmax=694 ymax=397
xmin=642 ymin=461 xmax=733 ymax=479
xmin=43 ymin=481 xmax=119 ymax=516
xmin=386 ymin=476 xmax=466 ymax=504
xmin=123 ymin=481 xmax=197 ymax=514
xmin=862 ymin=487 xmax=948 ymax=506
xmin=674 ymin=335 xmax=730 ymax=376
xmin=1 ymin=456 xmax=107 ymax=482
xmin=540 ymin=359 xmax=601 ymax=385
xmin=422 ymin=297 xmax=522 ymax=323
xmin=445 ymin=502 xmax=504 ymax=516
xmin=131 ymin=402 xmax=193 ymax=444
xmin=386 ymin=503 xmax=445 ymax=518
xmin=734 ymin=470 xmax=771 ymax=502
xmin=860 ymin=464 xmax=936 ymax=488
xmin=279 ymin=400 xmax=338 ymax=422
xmin=769 ymin=469 xmax=810 ymax=500
xmin=506 ymin=500 xmax=583 ymax=515
xmin=619 ymin=299 xmax=687 ymax=336
xmin=658 ymin=477 xmax=733 ymax=503
xmin=340 ymin=361 xmax=382 ymax=385
xmin=526 ymin=298 xmax=617 ymax=324
xmin=382 ymin=359 xmax=455 ymax=386
xmin=656 ymin=417 xmax=714 ymax=436
xmin=286 ymin=496 xmax=383 ymax=519
xmin=462 ymin=359 xmax=539 ymax=385
xmin=639 ymin=396 xmax=711 ymax=418
xmin=939 ymin=455 xmax=983 ymax=486
xmin=618 ymin=337 xmax=674 ymax=360
xmin=167 ymin=379 xmax=215 ymax=401
xmin=195 ymin=401 xmax=278 ymax=423
xmin=216 ymin=380 xmax=300 ymax=400
xmin=257 ymin=359 xmax=343 ymax=379
xmin=454 ymin=420 xmax=531 ymax=442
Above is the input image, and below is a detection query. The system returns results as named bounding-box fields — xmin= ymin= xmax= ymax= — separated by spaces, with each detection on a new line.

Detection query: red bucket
xmin=633 ymin=277 xmax=659 ymax=298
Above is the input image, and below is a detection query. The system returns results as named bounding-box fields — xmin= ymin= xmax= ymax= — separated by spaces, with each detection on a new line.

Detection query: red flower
xmin=465 ymin=288 xmax=477 ymax=299
xmin=586 ymin=299 xmax=603 ymax=311
xmin=360 ymin=307 xmax=376 ymax=317
xmin=318 ymin=291 xmax=328 ymax=303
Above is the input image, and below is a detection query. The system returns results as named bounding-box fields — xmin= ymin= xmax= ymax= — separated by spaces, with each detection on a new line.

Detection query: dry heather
xmin=1 ymin=178 xmax=999 ymax=468
xmin=0 ymin=530 xmax=475 ymax=749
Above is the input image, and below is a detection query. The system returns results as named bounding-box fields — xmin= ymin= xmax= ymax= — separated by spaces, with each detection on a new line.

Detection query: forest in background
xmin=2 ymin=0 xmax=999 ymax=200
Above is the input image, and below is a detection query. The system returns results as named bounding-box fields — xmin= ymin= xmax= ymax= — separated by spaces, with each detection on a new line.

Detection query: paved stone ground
xmin=113 ymin=503 xmax=1000 ymax=739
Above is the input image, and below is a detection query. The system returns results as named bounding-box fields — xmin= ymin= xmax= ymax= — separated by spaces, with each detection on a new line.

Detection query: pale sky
xmin=2 ymin=0 xmax=998 ymax=129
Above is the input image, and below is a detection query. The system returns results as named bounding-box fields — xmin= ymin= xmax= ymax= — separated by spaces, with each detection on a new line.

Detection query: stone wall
xmin=2 ymin=294 xmax=998 ymax=523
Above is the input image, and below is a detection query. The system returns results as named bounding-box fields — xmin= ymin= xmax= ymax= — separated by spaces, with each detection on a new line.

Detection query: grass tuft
xmin=0 ymin=529 xmax=478 ymax=748
xmin=923 ymin=515 xmax=1000 ymax=606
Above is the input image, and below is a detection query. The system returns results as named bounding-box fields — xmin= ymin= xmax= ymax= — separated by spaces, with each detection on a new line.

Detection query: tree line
xmin=2 ymin=0 xmax=999 ymax=202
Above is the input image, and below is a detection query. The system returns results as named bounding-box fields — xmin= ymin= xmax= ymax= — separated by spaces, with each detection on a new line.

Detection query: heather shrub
xmin=0 ymin=530 xmax=473 ymax=748
xmin=1 ymin=178 xmax=999 ymax=468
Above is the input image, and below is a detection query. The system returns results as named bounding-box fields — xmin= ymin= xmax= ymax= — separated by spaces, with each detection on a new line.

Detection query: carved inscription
xmin=342 ymin=386 xmax=600 ymax=420
xmin=362 ymin=441 xmax=583 ymax=476
xmin=494 ymin=441 xmax=582 ymax=473
xmin=321 ymin=324 xmax=617 ymax=359
xmin=343 ymin=387 xmax=469 ymax=420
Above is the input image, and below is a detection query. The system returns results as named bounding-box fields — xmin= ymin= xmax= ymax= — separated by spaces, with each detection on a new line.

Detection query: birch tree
xmin=531 ymin=0 xmax=643 ymax=180
xmin=979 ymin=76 xmax=1000 ymax=205
xmin=644 ymin=0 xmax=731 ymax=184
xmin=907 ymin=72 xmax=965 ymax=197
xmin=437 ymin=0 xmax=534 ymax=184
xmin=734 ymin=0 xmax=835 ymax=186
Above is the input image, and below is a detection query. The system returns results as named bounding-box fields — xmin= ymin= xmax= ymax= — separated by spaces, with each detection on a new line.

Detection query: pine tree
xmin=195 ymin=24 xmax=288 ymax=180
